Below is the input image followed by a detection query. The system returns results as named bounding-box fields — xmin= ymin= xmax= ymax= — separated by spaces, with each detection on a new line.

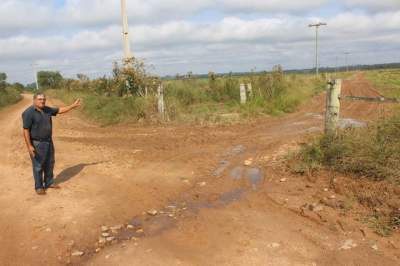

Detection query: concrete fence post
xmin=157 ymin=84 xmax=165 ymax=120
xmin=240 ymin=83 xmax=247 ymax=105
xmin=247 ymin=83 xmax=253 ymax=98
xmin=325 ymin=79 xmax=342 ymax=135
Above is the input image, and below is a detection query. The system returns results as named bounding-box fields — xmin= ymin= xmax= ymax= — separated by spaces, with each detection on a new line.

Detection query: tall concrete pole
xmin=31 ymin=63 xmax=39 ymax=90
xmin=309 ymin=22 xmax=327 ymax=76
xmin=120 ymin=0 xmax=132 ymax=67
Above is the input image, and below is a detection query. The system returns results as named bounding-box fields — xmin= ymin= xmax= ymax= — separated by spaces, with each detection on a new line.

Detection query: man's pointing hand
xmin=73 ymin=98 xmax=82 ymax=108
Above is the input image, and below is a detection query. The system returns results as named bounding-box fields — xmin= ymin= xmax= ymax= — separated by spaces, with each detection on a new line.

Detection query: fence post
xmin=157 ymin=84 xmax=165 ymax=120
xmin=325 ymin=79 xmax=342 ymax=135
xmin=240 ymin=83 xmax=247 ymax=105
xmin=247 ymin=83 xmax=253 ymax=98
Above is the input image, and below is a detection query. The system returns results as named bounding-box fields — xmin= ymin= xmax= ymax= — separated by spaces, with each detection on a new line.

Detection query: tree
xmin=26 ymin=83 xmax=37 ymax=90
xmin=0 ymin=72 xmax=7 ymax=90
xmin=112 ymin=57 xmax=160 ymax=97
xmin=76 ymin=73 xmax=89 ymax=82
xmin=37 ymin=71 xmax=63 ymax=89
xmin=11 ymin=82 xmax=24 ymax=92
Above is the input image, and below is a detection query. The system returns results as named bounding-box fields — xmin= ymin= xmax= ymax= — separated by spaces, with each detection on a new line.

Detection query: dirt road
xmin=0 ymin=74 xmax=398 ymax=265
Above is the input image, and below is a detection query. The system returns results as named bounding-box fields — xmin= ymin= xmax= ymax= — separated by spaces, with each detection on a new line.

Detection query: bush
xmin=290 ymin=113 xmax=400 ymax=182
xmin=0 ymin=87 xmax=22 ymax=108
xmin=47 ymin=89 xmax=157 ymax=126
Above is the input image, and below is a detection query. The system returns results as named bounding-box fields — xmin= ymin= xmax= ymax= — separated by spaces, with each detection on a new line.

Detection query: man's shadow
xmin=54 ymin=162 xmax=104 ymax=185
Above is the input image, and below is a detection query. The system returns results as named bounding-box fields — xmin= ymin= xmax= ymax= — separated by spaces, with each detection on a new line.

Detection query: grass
xmin=49 ymin=72 xmax=330 ymax=126
xmin=288 ymin=110 xmax=400 ymax=236
xmin=364 ymin=69 xmax=400 ymax=98
xmin=0 ymin=87 xmax=22 ymax=108
xmin=47 ymin=89 xmax=158 ymax=126
xmin=288 ymin=112 xmax=400 ymax=182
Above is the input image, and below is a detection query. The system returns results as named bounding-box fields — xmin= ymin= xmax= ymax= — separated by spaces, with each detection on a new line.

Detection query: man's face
xmin=34 ymin=95 xmax=46 ymax=109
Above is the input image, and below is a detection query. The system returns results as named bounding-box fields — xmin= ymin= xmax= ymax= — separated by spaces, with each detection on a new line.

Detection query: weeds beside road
xmin=48 ymin=71 xmax=327 ymax=126
xmin=0 ymin=87 xmax=22 ymax=109
xmin=287 ymin=72 xmax=400 ymax=236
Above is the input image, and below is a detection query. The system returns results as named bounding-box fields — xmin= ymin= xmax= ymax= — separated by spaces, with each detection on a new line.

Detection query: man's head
xmin=33 ymin=93 xmax=46 ymax=109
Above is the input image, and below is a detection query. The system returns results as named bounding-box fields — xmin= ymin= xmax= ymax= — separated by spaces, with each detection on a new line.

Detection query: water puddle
xmin=339 ymin=118 xmax=367 ymax=129
xmin=230 ymin=166 xmax=263 ymax=190
xmin=214 ymin=145 xmax=246 ymax=177
xmin=115 ymin=188 xmax=246 ymax=240
xmin=111 ymin=144 xmax=260 ymax=245
xmin=213 ymin=160 xmax=230 ymax=177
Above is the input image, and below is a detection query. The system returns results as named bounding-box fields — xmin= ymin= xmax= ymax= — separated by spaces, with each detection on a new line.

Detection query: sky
xmin=0 ymin=0 xmax=399 ymax=84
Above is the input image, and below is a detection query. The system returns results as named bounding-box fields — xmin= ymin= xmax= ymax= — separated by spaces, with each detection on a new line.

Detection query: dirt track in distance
xmin=0 ymin=73 xmax=398 ymax=265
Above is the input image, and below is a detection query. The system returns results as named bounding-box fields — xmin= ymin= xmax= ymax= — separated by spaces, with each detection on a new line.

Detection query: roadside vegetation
xmin=364 ymin=69 xmax=400 ymax=98
xmin=44 ymin=58 xmax=329 ymax=126
xmin=288 ymin=113 xmax=400 ymax=181
xmin=0 ymin=72 xmax=23 ymax=108
xmin=288 ymin=110 xmax=400 ymax=236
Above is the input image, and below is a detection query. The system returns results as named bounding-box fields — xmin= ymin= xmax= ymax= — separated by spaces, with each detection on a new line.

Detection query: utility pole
xmin=31 ymin=63 xmax=39 ymax=90
xmin=309 ymin=22 xmax=327 ymax=76
xmin=120 ymin=0 xmax=133 ymax=67
xmin=344 ymin=52 xmax=350 ymax=72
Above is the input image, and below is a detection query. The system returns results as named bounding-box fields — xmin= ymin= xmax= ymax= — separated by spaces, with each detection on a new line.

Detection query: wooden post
xmin=157 ymin=84 xmax=165 ymax=120
xmin=325 ymin=79 xmax=342 ymax=135
xmin=240 ymin=83 xmax=247 ymax=105
xmin=247 ymin=83 xmax=253 ymax=98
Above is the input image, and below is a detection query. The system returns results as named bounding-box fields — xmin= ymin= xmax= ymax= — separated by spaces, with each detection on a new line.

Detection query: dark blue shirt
xmin=22 ymin=105 xmax=59 ymax=141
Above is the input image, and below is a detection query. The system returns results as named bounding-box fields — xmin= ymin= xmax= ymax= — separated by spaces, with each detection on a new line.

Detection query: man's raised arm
xmin=58 ymin=99 xmax=81 ymax=115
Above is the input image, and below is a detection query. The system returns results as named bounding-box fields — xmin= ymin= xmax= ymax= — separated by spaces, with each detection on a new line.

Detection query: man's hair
xmin=33 ymin=93 xmax=46 ymax=100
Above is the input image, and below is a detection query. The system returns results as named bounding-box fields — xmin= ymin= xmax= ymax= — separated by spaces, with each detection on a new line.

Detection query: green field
xmin=365 ymin=69 xmax=400 ymax=98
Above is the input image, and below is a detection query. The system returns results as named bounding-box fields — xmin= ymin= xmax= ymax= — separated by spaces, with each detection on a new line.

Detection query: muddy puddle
xmin=230 ymin=166 xmax=264 ymax=190
xmin=112 ymin=144 xmax=263 ymax=242
xmin=339 ymin=118 xmax=367 ymax=129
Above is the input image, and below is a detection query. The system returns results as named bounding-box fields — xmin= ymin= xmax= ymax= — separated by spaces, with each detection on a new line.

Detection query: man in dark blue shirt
xmin=22 ymin=93 xmax=81 ymax=195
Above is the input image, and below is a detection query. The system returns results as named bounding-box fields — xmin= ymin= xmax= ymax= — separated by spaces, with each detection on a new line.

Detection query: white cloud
xmin=342 ymin=0 xmax=400 ymax=12
xmin=0 ymin=0 xmax=399 ymax=83
xmin=220 ymin=0 xmax=328 ymax=13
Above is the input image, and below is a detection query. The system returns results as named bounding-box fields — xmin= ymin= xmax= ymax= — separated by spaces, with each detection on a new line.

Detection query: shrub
xmin=0 ymin=87 xmax=22 ymax=108
xmin=290 ymin=112 xmax=400 ymax=182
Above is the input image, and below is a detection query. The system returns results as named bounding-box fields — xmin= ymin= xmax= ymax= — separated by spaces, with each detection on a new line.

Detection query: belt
xmin=32 ymin=138 xmax=52 ymax=142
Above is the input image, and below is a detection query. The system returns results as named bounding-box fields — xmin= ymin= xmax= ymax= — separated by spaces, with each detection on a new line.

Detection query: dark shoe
xmin=47 ymin=184 xmax=61 ymax=189
xmin=36 ymin=188 xmax=46 ymax=195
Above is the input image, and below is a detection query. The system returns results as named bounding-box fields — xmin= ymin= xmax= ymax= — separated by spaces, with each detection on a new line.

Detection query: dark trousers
xmin=31 ymin=140 xmax=55 ymax=190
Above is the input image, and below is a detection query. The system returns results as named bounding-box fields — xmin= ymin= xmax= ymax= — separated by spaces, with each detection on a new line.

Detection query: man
xmin=22 ymin=93 xmax=81 ymax=195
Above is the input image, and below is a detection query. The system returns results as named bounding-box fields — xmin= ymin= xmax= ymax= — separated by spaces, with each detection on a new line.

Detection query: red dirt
xmin=0 ymin=73 xmax=399 ymax=265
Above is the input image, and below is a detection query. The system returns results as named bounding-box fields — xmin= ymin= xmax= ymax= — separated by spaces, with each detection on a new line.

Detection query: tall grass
xmin=289 ymin=112 xmax=400 ymax=182
xmin=288 ymin=111 xmax=400 ymax=236
xmin=48 ymin=70 xmax=329 ymax=126
xmin=0 ymin=87 xmax=22 ymax=108
xmin=365 ymin=69 xmax=400 ymax=98
xmin=47 ymin=89 xmax=157 ymax=126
